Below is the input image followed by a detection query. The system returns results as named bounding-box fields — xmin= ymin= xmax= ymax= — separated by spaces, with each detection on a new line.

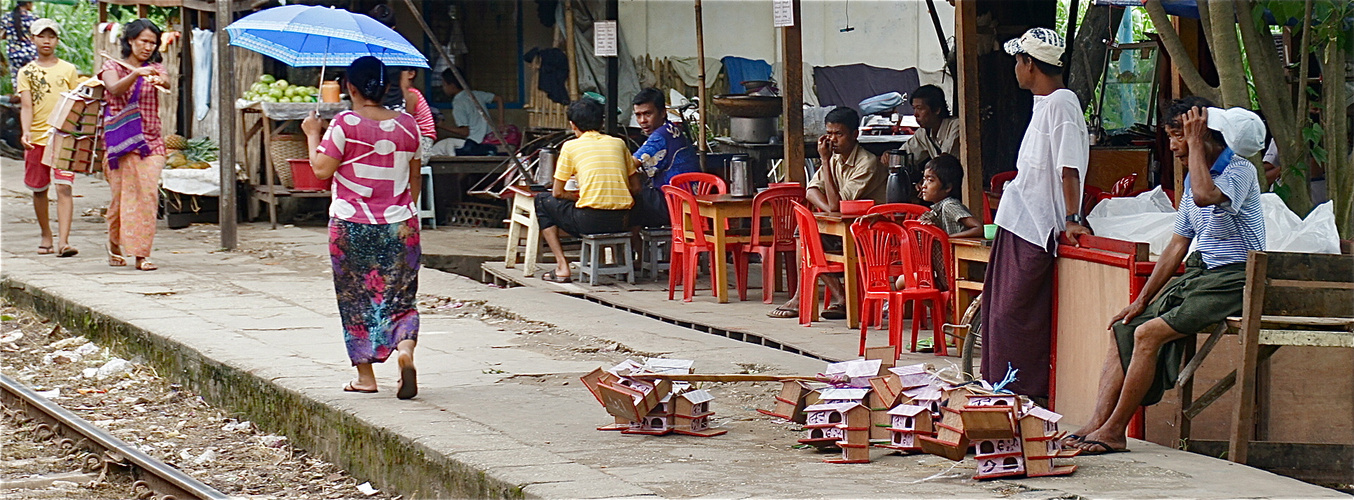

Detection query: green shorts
xmin=1112 ymin=252 xmax=1246 ymax=406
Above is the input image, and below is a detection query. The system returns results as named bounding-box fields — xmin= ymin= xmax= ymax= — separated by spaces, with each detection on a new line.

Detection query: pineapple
xmin=165 ymin=134 xmax=189 ymax=151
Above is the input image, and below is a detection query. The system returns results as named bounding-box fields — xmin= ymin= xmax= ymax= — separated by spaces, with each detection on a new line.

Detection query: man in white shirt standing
xmin=981 ymin=28 xmax=1092 ymax=404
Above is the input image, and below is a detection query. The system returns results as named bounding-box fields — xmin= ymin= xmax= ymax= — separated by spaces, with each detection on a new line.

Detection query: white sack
xmin=1263 ymin=195 xmax=1340 ymax=254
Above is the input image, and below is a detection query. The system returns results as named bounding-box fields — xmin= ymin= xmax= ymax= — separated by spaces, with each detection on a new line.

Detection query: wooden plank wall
xmin=1052 ymin=257 xmax=1133 ymax=428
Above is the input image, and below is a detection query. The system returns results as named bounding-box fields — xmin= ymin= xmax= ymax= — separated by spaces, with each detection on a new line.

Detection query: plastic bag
xmin=1264 ymin=195 xmax=1340 ymax=254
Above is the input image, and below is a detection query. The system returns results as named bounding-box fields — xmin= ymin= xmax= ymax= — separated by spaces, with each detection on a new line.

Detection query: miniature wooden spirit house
xmin=881 ymin=404 xmax=934 ymax=452
xmin=673 ymin=389 xmax=726 ymax=437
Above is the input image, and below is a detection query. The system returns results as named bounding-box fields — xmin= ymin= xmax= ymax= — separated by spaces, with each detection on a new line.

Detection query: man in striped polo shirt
xmin=535 ymin=98 xmax=640 ymax=283
xmin=1066 ymin=96 xmax=1266 ymax=455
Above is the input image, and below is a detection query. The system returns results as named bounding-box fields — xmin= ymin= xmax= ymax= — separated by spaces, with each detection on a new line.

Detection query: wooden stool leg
xmin=505 ymin=211 xmax=523 ymax=269
xmin=523 ymin=205 xmax=541 ymax=277
xmin=1229 ymin=253 xmax=1268 ymax=464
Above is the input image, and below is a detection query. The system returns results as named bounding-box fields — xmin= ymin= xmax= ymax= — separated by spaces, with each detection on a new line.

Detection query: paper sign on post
xmin=594 ymin=20 xmax=617 ymax=57
xmin=773 ymin=0 xmax=794 ymax=27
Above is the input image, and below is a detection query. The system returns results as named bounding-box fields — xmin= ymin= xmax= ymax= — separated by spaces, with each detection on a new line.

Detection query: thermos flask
xmin=729 ymin=155 xmax=752 ymax=197
xmin=536 ymin=148 xmax=558 ymax=187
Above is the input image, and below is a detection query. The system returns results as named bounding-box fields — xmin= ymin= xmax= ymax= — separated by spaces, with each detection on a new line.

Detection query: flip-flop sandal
xmin=767 ymin=306 xmax=799 ymax=319
xmin=821 ymin=305 xmax=847 ymax=320
xmin=107 ymin=245 xmax=127 ymax=267
xmin=343 ymin=381 xmax=378 ymax=394
xmin=57 ymin=246 xmax=79 ymax=258
xmin=396 ymin=354 xmax=418 ymax=400
xmin=1077 ymin=439 xmax=1128 ymax=455
xmin=37 ymin=245 xmax=54 ymax=255
xmin=134 ymin=259 xmax=158 ymax=271
xmin=541 ymin=270 xmax=572 ymax=283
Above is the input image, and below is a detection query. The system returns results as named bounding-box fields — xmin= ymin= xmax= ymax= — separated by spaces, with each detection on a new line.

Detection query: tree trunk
xmin=1203 ymin=0 xmax=1250 ymax=108
xmin=1235 ymin=0 xmax=1313 ymax=211
xmin=1067 ymin=5 xmax=1126 ymax=111
xmin=1323 ymin=38 xmax=1351 ymax=238
xmin=1144 ymin=0 xmax=1222 ymax=103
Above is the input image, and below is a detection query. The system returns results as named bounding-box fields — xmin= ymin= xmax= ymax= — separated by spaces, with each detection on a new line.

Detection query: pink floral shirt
xmin=317 ymin=110 xmax=420 ymax=224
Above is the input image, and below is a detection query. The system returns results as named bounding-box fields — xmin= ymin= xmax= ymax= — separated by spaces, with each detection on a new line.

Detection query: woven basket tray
xmin=269 ymin=135 xmax=308 ymax=188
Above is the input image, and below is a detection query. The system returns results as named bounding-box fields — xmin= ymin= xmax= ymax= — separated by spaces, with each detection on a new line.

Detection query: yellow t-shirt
xmin=16 ymin=59 xmax=79 ymax=147
xmin=554 ymin=131 xmax=637 ymax=210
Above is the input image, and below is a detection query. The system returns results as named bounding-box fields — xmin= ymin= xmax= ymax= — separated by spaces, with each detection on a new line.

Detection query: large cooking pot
xmin=711 ymin=95 xmax=783 ymax=118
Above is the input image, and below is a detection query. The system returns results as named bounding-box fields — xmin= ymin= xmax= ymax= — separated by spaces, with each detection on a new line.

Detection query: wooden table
xmin=813 ymin=212 xmax=862 ymax=328
xmin=688 ymin=194 xmax=756 ymax=303
xmin=951 ymin=238 xmax=993 ymax=323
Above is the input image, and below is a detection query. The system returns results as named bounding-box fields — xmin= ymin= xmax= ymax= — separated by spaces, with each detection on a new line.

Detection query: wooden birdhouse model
xmin=1018 ymin=405 xmax=1078 ymax=477
xmin=973 ymin=437 xmax=1026 ymax=479
xmin=881 ymin=404 xmax=934 ymax=452
xmin=918 ymin=387 xmax=972 ymax=461
xmin=623 ymin=393 xmax=674 ymax=435
xmin=758 ymin=380 xmax=814 ymax=423
xmin=888 ymin=363 xmax=935 ymax=389
xmin=673 ymin=389 xmax=727 ymax=437
xmin=817 ymin=387 xmax=870 ymax=405
xmin=823 ymin=359 xmax=884 ymax=387
xmin=826 ymin=403 xmax=873 ymax=464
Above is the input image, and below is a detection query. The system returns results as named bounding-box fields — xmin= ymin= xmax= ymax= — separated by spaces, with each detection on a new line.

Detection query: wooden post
xmin=780 ymin=0 xmax=804 ymax=184
xmin=604 ymin=0 xmax=619 ymax=136
xmin=694 ymin=0 xmax=708 ymax=171
xmin=216 ymin=0 xmax=236 ymax=250
xmin=955 ymin=0 xmax=983 ymax=210
xmin=564 ymin=0 xmax=578 ymax=100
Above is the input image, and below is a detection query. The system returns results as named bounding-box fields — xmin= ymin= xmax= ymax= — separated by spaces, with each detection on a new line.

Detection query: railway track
xmin=0 ymin=373 xmax=229 ymax=500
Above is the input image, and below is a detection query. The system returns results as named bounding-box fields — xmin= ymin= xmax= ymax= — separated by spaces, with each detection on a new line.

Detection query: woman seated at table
xmin=768 ymin=106 xmax=885 ymax=319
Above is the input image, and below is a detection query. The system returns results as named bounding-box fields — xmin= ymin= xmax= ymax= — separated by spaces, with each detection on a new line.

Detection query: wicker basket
xmin=268 ymin=135 xmax=308 ymax=188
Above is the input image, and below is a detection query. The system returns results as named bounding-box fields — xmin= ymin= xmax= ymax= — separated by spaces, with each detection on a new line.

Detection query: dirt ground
xmin=0 ymin=302 xmax=401 ymax=500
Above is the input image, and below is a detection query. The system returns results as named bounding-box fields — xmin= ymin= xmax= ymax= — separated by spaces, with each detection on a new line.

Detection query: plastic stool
xmin=419 ymin=165 xmax=436 ymax=228
xmin=638 ymin=227 xmax=671 ymax=279
xmin=579 ymin=232 xmax=635 ymax=285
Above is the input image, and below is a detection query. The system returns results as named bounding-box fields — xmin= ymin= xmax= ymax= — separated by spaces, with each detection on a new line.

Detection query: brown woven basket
xmin=269 ymin=135 xmax=308 ymax=188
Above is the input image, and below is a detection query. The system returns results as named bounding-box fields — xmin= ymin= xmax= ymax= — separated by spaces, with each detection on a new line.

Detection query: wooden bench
xmin=1176 ymin=251 xmax=1354 ymax=464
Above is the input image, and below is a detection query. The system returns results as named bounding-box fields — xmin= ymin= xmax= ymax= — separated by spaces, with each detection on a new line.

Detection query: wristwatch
xmin=1066 ymin=213 xmax=1083 ymax=224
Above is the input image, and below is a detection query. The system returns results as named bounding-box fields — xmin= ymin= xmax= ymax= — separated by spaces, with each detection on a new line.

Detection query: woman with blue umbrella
xmin=301 ymin=56 xmax=423 ymax=399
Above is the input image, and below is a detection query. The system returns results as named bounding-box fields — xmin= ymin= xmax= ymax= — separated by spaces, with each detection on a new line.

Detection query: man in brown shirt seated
xmin=769 ymin=106 xmax=885 ymax=319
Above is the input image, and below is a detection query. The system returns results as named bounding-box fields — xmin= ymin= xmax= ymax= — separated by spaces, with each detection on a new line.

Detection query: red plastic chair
xmin=736 ymin=185 xmax=805 ymax=303
xmin=791 ymin=202 xmax=846 ymax=326
xmin=900 ymin=220 xmax=952 ymax=357
xmin=662 ymin=185 xmax=747 ymax=302
xmin=669 ymin=172 xmax=727 ymax=195
xmin=981 ymin=171 xmax=1017 ymax=225
xmin=852 ymin=219 xmax=946 ymax=360
xmin=865 ymin=203 xmax=929 ymax=221
xmin=1109 ymin=172 xmax=1139 ymax=197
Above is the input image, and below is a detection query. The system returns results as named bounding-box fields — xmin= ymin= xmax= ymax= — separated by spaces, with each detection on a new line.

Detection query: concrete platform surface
xmin=1 ymin=158 xmax=1346 ymax=499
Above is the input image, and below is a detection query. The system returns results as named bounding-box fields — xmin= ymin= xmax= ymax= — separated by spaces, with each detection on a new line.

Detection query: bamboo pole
xmin=564 ymin=0 xmax=578 ymax=100
xmin=694 ymin=0 xmax=708 ymax=172
xmin=627 ymin=373 xmax=821 ymax=383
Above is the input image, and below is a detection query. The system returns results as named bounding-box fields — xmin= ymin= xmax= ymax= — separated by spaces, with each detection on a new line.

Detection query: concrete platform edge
xmin=0 ymin=274 xmax=651 ymax=499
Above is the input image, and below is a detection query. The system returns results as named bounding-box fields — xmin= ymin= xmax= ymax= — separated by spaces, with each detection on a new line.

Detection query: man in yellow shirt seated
xmin=536 ymin=98 xmax=641 ymax=283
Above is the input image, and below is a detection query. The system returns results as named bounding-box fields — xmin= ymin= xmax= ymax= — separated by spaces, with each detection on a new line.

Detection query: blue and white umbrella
xmin=225 ymin=5 xmax=428 ymax=68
